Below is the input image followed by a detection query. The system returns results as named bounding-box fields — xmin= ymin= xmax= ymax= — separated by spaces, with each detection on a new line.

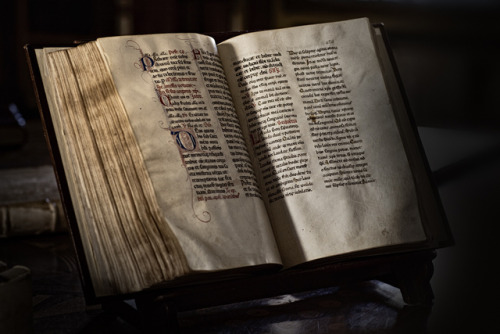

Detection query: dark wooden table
xmin=0 ymin=233 xmax=434 ymax=334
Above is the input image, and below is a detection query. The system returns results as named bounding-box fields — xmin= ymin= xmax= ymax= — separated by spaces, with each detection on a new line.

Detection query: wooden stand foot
xmin=136 ymin=295 xmax=180 ymax=333
xmin=384 ymin=251 xmax=436 ymax=306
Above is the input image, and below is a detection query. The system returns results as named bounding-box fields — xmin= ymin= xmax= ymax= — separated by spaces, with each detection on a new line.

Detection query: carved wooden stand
xmin=102 ymin=250 xmax=436 ymax=333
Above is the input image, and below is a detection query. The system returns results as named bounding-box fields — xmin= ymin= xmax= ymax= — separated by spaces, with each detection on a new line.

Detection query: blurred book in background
xmin=0 ymin=165 xmax=67 ymax=237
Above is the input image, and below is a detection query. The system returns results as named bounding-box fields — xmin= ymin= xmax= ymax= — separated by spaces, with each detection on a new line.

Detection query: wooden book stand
xmin=103 ymin=250 xmax=436 ymax=332
xmin=25 ymin=27 xmax=447 ymax=333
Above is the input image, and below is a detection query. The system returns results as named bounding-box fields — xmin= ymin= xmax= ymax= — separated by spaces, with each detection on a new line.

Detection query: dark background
xmin=2 ymin=0 xmax=500 ymax=129
xmin=1 ymin=1 xmax=500 ymax=333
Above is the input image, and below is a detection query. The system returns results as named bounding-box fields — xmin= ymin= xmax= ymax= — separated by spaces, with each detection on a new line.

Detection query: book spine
xmin=0 ymin=199 xmax=66 ymax=237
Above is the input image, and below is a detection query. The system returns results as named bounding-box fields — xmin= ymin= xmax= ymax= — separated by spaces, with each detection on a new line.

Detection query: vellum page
xmin=36 ymin=49 xmax=126 ymax=296
xmin=218 ymin=18 xmax=426 ymax=266
xmin=36 ymin=48 xmax=104 ymax=274
xmin=96 ymin=34 xmax=281 ymax=272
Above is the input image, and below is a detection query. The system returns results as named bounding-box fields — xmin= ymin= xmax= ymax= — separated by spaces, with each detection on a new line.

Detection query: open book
xmin=28 ymin=18 xmax=450 ymax=299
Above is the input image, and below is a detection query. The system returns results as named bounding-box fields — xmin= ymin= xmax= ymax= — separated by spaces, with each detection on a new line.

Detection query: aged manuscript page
xmin=97 ymin=34 xmax=281 ymax=272
xmin=218 ymin=18 xmax=427 ymax=266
